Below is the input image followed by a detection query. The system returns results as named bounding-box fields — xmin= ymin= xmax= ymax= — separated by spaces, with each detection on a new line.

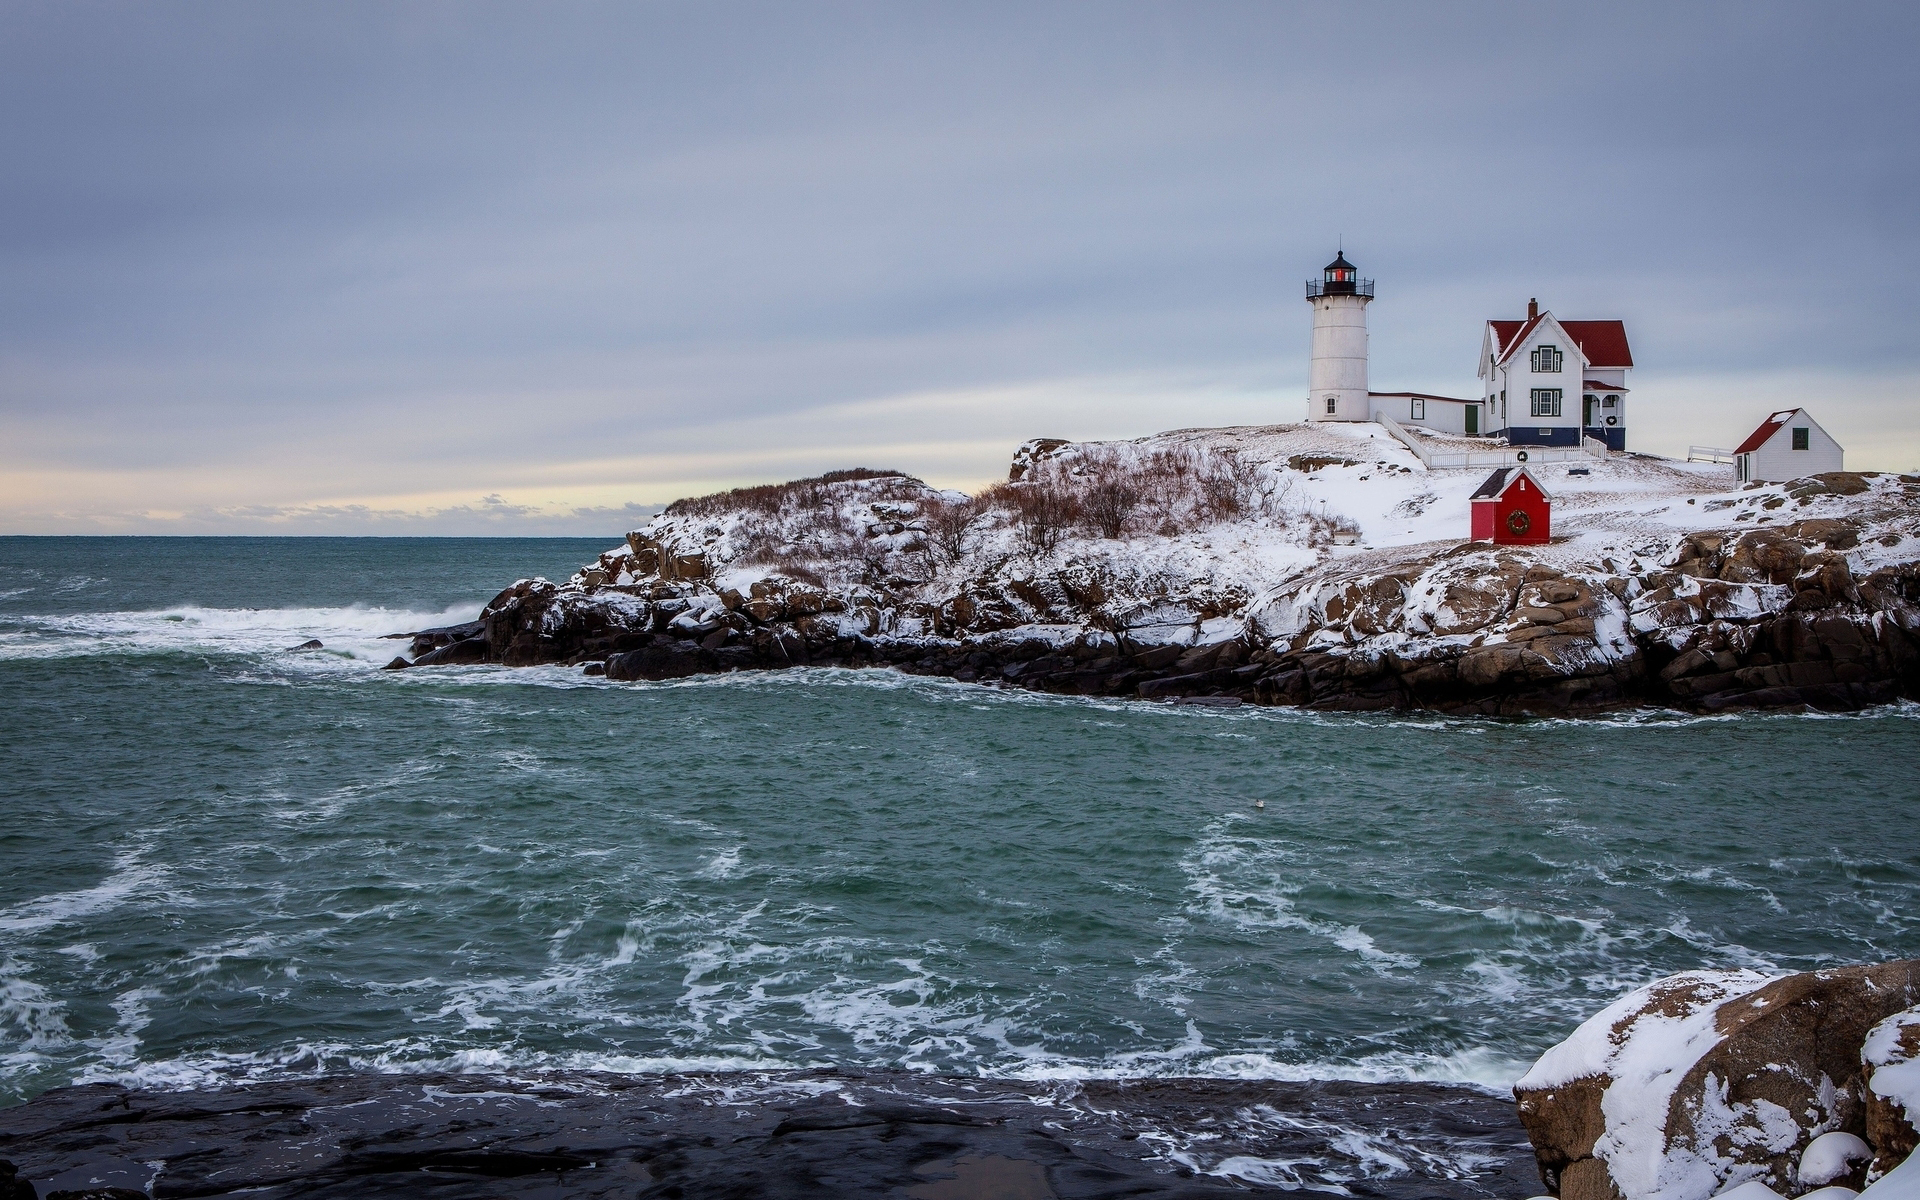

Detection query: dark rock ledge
xmin=390 ymin=547 xmax=1920 ymax=717
xmin=0 ymin=1071 xmax=1536 ymax=1199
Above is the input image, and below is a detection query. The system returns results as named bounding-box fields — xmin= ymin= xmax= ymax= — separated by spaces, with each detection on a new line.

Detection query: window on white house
xmin=1326 ymin=397 xmax=1337 ymax=414
xmin=1530 ymin=388 xmax=1563 ymax=417
xmin=1603 ymin=395 xmax=1617 ymax=407
xmin=1792 ymin=427 xmax=1809 ymax=450
xmin=1412 ymin=398 xmax=1425 ymax=419
xmin=1531 ymin=345 xmax=1563 ymax=373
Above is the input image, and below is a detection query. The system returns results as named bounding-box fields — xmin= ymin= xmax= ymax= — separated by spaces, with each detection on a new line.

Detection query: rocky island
xmin=392 ymin=423 xmax=1920 ymax=715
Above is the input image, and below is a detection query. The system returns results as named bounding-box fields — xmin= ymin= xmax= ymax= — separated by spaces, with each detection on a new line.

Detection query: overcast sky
xmin=3 ymin=1 xmax=1915 ymax=535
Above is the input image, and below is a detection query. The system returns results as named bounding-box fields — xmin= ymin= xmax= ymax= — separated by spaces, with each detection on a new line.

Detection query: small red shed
xmin=1470 ymin=466 xmax=1552 ymax=544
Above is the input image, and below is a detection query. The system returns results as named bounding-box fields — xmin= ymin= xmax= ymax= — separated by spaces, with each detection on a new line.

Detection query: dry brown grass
xmin=664 ymin=468 xmax=923 ymax=518
xmin=979 ymin=444 xmax=1301 ymax=548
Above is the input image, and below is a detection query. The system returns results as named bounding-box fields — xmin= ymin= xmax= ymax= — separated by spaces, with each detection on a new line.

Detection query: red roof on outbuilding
xmin=1734 ymin=409 xmax=1800 ymax=455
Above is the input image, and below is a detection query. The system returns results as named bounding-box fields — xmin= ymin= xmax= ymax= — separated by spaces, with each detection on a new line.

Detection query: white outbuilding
xmin=1732 ymin=408 xmax=1845 ymax=483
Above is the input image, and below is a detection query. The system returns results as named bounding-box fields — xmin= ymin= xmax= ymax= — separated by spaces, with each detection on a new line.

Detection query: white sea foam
xmin=0 ymin=960 xmax=74 ymax=1074
xmin=1180 ymin=818 xmax=1420 ymax=972
xmin=0 ymin=602 xmax=472 ymax=671
xmin=1158 ymin=1098 xmax=1511 ymax=1192
xmin=0 ymin=853 xmax=172 ymax=935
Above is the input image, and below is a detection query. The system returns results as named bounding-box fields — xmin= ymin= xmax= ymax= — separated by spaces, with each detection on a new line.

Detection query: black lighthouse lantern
xmin=1306 ymin=251 xmax=1373 ymax=299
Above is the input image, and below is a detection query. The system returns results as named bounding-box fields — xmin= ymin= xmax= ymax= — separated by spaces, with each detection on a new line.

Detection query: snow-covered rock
xmin=1514 ymin=961 xmax=1920 ymax=1200
xmin=1802 ymin=1133 xmax=1874 ymax=1190
xmin=1865 ymin=1009 xmax=1920 ymax=1183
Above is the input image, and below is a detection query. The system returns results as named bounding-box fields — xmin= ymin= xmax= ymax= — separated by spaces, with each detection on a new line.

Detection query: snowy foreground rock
xmin=1513 ymin=961 xmax=1920 ymax=1200
xmin=401 ymin=423 xmax=1920 ymax=714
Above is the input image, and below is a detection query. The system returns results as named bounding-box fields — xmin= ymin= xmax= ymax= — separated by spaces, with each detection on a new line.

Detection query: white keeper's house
xmin=1304 ymin=252 xmax=1635 ymax=452
xmin=1480 ymin=302 xmax=1633 ymax=451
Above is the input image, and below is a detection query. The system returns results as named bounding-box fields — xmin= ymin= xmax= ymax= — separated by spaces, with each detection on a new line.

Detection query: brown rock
xmin=661 ymin=551 xmax=708 ymax=581
xmin=1864 ymin=1009 xmax=1920 ymax=1181
xmin=1433 ymin=564 xmax=1526 ymax=635
xmin=1722 ymin=530 xmax=1807 ymax=584
xmin=1796 ymin=553 xmax=1858 ymax=602
xmin=1515 ymin=605 xmax=1569 ymax=624
xmin=1458 ymin=645 xmax=1525 ymax=686
xmin=1810 ymin=471 xmax=1872 ymax=496
xmin=1515 ymin=962 xmax=1920 ymax=1200
xmin=1504 ymin=625 xmax=1558 ymax=643
xmin=1788 ymin=518 xmax=1863 ymax=551
xmin=785 ymin=590 xmax=827 ymax=616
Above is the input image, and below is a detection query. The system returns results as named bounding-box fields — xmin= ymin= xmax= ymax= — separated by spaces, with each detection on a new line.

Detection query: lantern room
xmin=1308 ymin=251 xmax=1373 ymax=299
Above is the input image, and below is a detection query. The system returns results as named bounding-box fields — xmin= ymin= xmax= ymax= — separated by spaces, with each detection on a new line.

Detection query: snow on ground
xmin=569 ymin=421 xmax=1916 ymax=655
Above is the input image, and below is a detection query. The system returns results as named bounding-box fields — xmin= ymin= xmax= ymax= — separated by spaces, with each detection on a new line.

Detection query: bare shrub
xmin=922 ymin=496 xmax=977 ymax=563
xmin=664 ymin=468 xmax=921 ymax=518
xmin=981 ymin=478 xmax=1080 ymax=556
xmin=769 ymin=563 xmax=826 ymax=588
xmin=1081 ymin=476 xmax=1140 ymax=539
xmin=980 ymin=443 xmax=1316 ymax=548
xmin=1070 ymin=446 xmax=1143 ymax=539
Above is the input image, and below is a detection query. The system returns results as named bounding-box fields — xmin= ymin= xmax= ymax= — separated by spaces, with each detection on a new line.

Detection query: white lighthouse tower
xmin=1306 ymin=251 xmax=1373 ymax=422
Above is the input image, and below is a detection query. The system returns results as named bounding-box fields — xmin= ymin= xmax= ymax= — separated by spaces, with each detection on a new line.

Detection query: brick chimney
xmin=1528 ymin=297 xmax=1539 ymax=319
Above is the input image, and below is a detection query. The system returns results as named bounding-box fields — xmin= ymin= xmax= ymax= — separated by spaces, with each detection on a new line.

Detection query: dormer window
xmin=1531 ymin=345 xmax=1563 ymax=373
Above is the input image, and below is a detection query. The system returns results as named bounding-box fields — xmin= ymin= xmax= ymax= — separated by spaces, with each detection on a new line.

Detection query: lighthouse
xmin=1306 ymin=251 xmax=1373 ymax=422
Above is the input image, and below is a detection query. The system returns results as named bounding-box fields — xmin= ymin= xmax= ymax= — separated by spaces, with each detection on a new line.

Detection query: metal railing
xmin=1687 ymin=446 xmax=1736 ymax=464
xmin=1305 ymin=279 xmax=1375 ymax=299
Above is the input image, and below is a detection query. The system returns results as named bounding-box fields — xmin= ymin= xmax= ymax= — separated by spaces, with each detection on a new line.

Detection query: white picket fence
xmin=1688 ymin=445 xmax=1736 ymax=464
xmin=1375 ymin=415 xmax=1608 ymax=470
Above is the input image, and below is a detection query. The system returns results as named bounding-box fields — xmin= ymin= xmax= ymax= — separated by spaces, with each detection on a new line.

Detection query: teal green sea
xmin=2 ymin=537 xmax=1917 ymax=1106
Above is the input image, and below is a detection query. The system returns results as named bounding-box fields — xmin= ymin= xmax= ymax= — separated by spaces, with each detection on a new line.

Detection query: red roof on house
xmin=1734 ymin=409 xmax=1801 ymax=456
xmin=1490 ymin=317 xmax=1634 ymax=368
xmin=1583 ymin=381 xmax=1629 ymax=393
xmin=1489 ymin=317 xmax=1543 ymax=363
xmin=1563 ymin=321 xmax=1633 ymax=367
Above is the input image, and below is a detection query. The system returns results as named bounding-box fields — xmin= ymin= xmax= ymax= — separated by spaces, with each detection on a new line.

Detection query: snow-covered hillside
xmin=422 ymin=422 xmax=1920 ymax=714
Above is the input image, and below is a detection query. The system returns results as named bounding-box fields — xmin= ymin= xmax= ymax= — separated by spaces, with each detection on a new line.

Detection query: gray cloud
xmin=3 ymin=1 xmax=1917 ymax=533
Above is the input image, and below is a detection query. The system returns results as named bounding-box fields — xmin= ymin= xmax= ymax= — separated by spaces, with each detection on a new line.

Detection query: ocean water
xmin=2 ymin=536 xmax=1918 ymax=1110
